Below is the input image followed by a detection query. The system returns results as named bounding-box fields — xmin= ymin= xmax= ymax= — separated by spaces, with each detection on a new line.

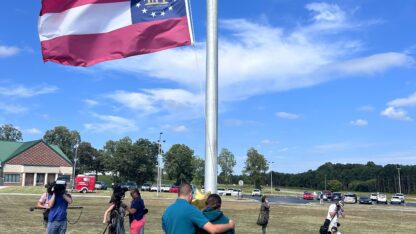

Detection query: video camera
xmin=48 ymin=180 xmax=67 ymax=195
xmin=111 ymin=184 xmax=129 ymax=204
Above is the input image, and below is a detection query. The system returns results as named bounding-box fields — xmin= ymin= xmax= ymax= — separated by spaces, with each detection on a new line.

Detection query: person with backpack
xmin=257 ymin=195 xmax=270 ymax=234
xmin=103 ymin=188 xmax=126 ymax=234
xmin=320 ymin=201 xmax=345 ymax=234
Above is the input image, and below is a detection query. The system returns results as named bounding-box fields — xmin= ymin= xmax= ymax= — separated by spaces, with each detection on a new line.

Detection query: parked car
xmin=161 ymin=185 xmax=170 ymax=192
xmin=370 ymin=193 xmax=378 ymax=202
xmin=303 ymin=192 xmax=314 ymax=200
xmin=150 ymin=185 xmax=160 ymax=192
xmin=394 ymin=193 xmax=405 ymax=203
xmin=169 ymin=186 xmax=179 ymax=193
xmin=232 ymin=189 xmax=242 ymax=197
xmin=390 ymin=196 xmax=402 ymax=205
xmin=121 ymin=181 xmax=138 ymax=190
xmin=332 ymin=192 xmax=342 ymax=201
xmin=226 ymin=188 xmax=233 ymax=196
xmin=316 ymin=191 xmax=323 ymax=200
xmin=323 ymin=190 xmax=332 ymax=201
xmin=252 ymin=189 xmax=262 ymax=196
xmin=359 ymin=196 xmax=372 ymax=204
xmin=217 ymin=188 xmax=226 ymax=196
xmin=377 ymin=194 xmax=388 ymax=204
xmin=343 ymin=193 xmax=357 ymax=204
xmin=95 ymin=181 xmax=108 ymax=190
xmin=141 ymin=183 xmax=151 ymax=191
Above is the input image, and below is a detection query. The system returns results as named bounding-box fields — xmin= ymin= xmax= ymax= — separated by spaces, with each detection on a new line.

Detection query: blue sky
xmin=0 ymin=1 xmax=415 ymax=173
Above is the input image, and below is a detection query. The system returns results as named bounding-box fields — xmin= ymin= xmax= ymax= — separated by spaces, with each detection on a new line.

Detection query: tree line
xmin=2 ymin=124 xmax=413 ymax=193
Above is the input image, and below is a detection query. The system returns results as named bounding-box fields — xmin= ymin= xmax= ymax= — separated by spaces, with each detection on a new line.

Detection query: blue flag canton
xmin=131 ymin=0 xmax=187 ymax=23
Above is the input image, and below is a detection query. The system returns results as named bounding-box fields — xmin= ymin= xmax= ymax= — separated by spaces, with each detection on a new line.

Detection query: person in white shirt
xmin=327 ymin=201 xmax=345 ymax=232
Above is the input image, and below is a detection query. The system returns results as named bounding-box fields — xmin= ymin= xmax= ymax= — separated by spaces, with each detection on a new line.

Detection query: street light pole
xmin=71 ymin=142 xmax=79 ymax=190
xmin=397 ymin=166 xmax=402 ymax=194
xmin=157 ymin=132 xmax=165 ymax=197
xmin=270 ymin=161 xmax=274 ymax=195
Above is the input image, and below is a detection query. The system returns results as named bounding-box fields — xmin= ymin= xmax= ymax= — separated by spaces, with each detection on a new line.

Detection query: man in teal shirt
xmin=162 ymin=183 xmax=235 ymax=234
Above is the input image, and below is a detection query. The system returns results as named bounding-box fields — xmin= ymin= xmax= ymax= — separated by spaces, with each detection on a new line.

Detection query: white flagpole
xmin=205 ymin=0 xmax=218 ymax=194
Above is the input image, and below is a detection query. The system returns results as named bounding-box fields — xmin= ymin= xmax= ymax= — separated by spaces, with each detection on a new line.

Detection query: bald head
xmin=179 ymin=183 xmax=192 ymax=196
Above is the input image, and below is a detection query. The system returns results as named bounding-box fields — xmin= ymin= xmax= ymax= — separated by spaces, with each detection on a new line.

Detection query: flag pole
xmin=205 ymin=0 xmax=218 ymax=194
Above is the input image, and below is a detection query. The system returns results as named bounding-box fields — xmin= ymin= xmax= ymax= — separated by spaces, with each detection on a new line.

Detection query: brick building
xmin=0 ymin=140 xmax=73 ymax=186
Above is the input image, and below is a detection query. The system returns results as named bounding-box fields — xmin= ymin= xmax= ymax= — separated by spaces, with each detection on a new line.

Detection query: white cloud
xmin=84 ymin=99 xmax=99 ymax=107
xmin=170 ymin=125 xmax=189 ymax=133
xmin=305 ymin=2 xmax=346 ymax=23
xmin=84 ymin=113 xmax=138 ymax=133
xmin=0 ymin=84 xmax=58 ymax=97
xmin=388 ymin=92 xmax=416 ymax=107
xmin=107 ymin=89 xmax=203 ymax=118
xmin=261 ymin=139 xmax=279 ymax=145
xmin=350 ymin=119 xmax=368 ymax=126
xmin=276 ymin=112 xmax=300 ymax=120
xmin=380 ymin=106 xmax=412 ymax=121
xmin=0 ymin=103 xmax=27 ymax=114
xmin=99 ymin=5 xmax=413 ymax=104
xmin=0 ymin=44 xmax=20 ymax=57
xmin=357 ymin=105 xmax=375 ymax=112
xmin=23 ymin=128 xmax=42 ymax=135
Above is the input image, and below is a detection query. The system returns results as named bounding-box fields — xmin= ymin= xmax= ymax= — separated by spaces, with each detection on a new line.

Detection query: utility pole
xmin=71 ymin=142 xmax=79 ymax=190
xmin=397 ymin=166 xmax=402 ymax=194
xmin=157 ymin=132 xmax=165 ymax=197
xmin=324 ymin=174 xmax=327 ymax=191
xmin=205 ymin=0 xmax=218 ymax=194
xmin=270 ymin=161 xmax=274 ymax=195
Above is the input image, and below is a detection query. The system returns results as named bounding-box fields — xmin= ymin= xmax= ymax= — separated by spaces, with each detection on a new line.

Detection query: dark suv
xmin=332 ymin=192 xmax=343 ymax=201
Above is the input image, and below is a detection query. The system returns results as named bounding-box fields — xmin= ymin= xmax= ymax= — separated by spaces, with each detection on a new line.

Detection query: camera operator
xmin=125 ymin=188 xmax=146 ymax=234
xmin=103 ymin=185 xmax=128 ymax=234
xmin=320 ymin=201 xmax=345 ymax=234
xmin=47 ymin=180 xmax=72 ymax=234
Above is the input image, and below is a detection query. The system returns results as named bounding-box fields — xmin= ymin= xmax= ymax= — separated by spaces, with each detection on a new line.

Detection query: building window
xmin=5 ymin=174 xmax=20 ymax=183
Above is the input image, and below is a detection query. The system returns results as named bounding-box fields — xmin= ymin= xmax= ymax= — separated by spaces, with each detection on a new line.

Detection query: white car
xmin=370 ymin=193 xmax=378 ymax=202
xmin=394 ymin=193 xmax=405 ymax=203
xmin=252 ymin=189 xmax=262 ymax=196
xmin=232 ymin=189 xmax=242 ymax=197
xmin=343 ymin=193 xmax=357 ymax=204
xmin=161 ymin=185 xmax=170 ymax=192
xmin=150 ymin=185 xmax=160 ymax=192
xmin=217 ymin=188 xmax=226 ymax=196
xmin=141 ymin=183 xmax=151 ymax=191
xmin=377 ymin=194 xmax=388 ymax=204
xmin=390 ymin=196 xmax=402 ymax=205
xmin=225 ymin=188 xmax=233 ymax=196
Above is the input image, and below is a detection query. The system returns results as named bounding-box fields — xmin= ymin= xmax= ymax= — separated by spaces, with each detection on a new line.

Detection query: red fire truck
xmin=74 ymin=175 xmax=96 ymax=193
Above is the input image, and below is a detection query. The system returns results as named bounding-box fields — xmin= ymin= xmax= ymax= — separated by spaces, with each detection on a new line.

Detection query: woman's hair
xmin=131 ymin=188 xmax=141 ymax=199
xmin=205 ymin=194 xmax=222 ymax=210
xmin=261 ymin=195 xmax=267 ymax=203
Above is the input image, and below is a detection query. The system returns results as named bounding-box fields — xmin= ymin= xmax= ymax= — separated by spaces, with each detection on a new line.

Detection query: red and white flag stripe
xmin=39 ymin=0 xmax=192 ymax=66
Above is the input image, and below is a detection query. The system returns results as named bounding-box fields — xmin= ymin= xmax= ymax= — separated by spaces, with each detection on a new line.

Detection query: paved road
xmin=244 ymin=194 xmax=416 ymax=207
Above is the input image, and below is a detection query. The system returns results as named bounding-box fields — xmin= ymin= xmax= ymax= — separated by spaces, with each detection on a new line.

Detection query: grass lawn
xmin=1 ymin=193 xmax=416 ymax=233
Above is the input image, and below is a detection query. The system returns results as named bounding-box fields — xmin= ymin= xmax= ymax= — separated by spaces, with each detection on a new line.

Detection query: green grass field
xmin=1 ymin=191 xmax=416 ymax=234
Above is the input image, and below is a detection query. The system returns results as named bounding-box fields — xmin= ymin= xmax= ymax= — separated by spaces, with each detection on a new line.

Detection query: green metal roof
xmin=0 ymin=140 xmax=72 ymax=165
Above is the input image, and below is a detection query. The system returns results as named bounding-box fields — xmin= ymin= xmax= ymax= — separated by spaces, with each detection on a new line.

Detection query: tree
xmin=0 ymin=124 xmax=22 ymax=142
xmin=243 ymin=148 xmax=268 ymax=188
xmin=218 ymin=148 xmax=236 ymax=184
xmin=327 ymin=180 xmax=342 ymax=192
xmin=192 ymin=157 xmax=205 ymax=186
xmin=105 ymin=137 xmax=158 ymax=185
xmin=164 ymin=144 xmax=195 ymax=185
xmin=43 ymin=126 xmax=81 ymax=161
xmin=77 ymin=142 xmax=102 ymax=176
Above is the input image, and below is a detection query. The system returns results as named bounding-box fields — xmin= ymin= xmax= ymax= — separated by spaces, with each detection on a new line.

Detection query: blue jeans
xmin=47 ymin=221 xmax=67 ymax=234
